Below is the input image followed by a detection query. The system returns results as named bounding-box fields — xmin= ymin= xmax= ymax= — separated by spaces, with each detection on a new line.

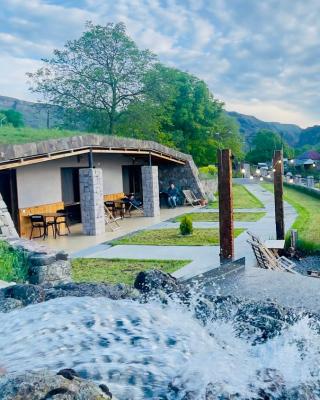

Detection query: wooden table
xmin=40 ymin=212 xmax=66 ymax=238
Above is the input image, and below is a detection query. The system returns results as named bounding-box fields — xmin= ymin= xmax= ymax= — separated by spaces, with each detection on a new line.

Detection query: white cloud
xmin=0 ymin=0 xmax=320 ymax=126
xmin=0 ymin=54 xmax=42 ymax=100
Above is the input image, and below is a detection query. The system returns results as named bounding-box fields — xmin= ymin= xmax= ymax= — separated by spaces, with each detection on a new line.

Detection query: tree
xmin=246 ymin=130 xmax=294 ymax=164
xmin=116 ymin=64 xmax=243 ymax=165
xmin=27 ymin=22 xmax=156 ymax=134
xmin=0 ymin=109 xmax=24 ymax=127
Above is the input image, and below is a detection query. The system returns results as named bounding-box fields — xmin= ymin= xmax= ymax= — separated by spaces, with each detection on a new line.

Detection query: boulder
xmin=0 ymin=298 xmax=23 ymax=313
xmin=134 ymin=269 xmax=181 ymax=294
xmin=0 ymin=369 xmax=113 ymax=399
xmin=45 ymin=282 xmax=139 ymax=301
xmin=2 ymin=284 xmax=45 ymax=306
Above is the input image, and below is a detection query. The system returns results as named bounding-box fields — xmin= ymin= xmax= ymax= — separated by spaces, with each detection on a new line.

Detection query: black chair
xmin=29 ymin=214 xmax=55 ymax=240
xmin=55 ymin=209 xmax=71 ymax=236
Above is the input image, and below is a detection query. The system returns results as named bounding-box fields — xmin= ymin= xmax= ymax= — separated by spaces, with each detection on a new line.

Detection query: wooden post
xmin=217 ymin=149 xmax=234 ymax=261
xmin=273 ymin=149 xmax=285 ymax=240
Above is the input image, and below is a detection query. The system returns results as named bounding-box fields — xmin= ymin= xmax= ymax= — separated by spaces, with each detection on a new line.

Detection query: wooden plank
xmin=217 ymin=149 xmax=234 ymax=260
xmin=273 ymin=150 xmax=285 ymax=240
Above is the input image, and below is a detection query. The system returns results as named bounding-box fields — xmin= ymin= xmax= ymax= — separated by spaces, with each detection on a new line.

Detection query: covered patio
xmin=0 ymin=134 xmax=205 ymax=250
xmin=32 ymin=206 xmax=191 ymax=254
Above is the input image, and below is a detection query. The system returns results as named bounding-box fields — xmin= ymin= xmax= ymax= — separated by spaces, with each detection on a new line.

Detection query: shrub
xmin=0 ymin=241 xmax=28 ymax=282
xmin=199 ymin=165 xmax=217 ymax=179
xmin=180 ymin=215 xmax=193 ymax=236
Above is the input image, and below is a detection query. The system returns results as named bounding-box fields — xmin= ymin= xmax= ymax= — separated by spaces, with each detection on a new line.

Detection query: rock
xmin=2 ymin=284 xmax=45 ymax=306
xmin=134 ymin=269 xmax=182 ymax=294
xmin=0 ymin=298 xmax=23 ymax=313
xmin=233 ymin=300 xmax=298 ymax=343
xmin=44 ymin=282 xmax=139 ymax=301
xmin=0 ymin=370 xmax=113 ymax=400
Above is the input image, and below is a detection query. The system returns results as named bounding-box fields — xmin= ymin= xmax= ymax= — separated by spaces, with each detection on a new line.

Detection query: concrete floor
xmin=33 ymin=207 xmax=193 ymax=254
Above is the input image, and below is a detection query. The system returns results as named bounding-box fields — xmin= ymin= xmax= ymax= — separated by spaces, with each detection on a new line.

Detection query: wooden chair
xmin=247 ymin=239 xmax=297 ymax=274
xmin=182 ymin=190 xmax=203 ymax=208
xmin=104 ymin=205 xmax=121 ymax=231
xmin=29 ymin=215 xmax=55 ymax=240
xmin=55 ymin=209 xmax=71 ymax=236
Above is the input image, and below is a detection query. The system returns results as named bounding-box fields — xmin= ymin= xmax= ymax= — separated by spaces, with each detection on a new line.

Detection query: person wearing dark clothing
xmin=167 ymin=182 xmax=178 ymax=208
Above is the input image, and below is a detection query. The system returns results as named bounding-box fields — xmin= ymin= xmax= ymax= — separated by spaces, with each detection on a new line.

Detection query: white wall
xmin=16 ymin=153 xmax=141 ymax=208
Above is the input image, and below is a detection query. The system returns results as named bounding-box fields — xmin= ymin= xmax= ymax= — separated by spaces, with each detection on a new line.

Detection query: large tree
xmin=27 ymin=22 xmax=156 ymax=134
xmin=116 ymin=64 xmax=243 ymax=165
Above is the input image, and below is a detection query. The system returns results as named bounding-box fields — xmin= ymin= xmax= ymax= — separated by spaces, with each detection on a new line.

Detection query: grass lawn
xmin=208 ymin=184 xmax=264 ymax=209
xmin=0 ymin=126 xmax=91 ymax=145
xmin=262 ymin=183 xmax=320 ymax=253
xmin=174 ymin=211 xmax=266 ymax=222
xmin=72 ymin=258 xmax=190 ymax=285
xmin=112 ymin=228 xmax=245 ymax=246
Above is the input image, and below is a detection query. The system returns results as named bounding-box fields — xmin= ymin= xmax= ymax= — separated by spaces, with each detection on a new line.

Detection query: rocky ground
xmin=1 ymin=270 xmax=320 ymax=399
xmin=0 ymin=369 xmax=113 ymax=400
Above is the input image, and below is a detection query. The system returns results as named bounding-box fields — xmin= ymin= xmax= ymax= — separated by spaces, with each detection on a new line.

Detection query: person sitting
xmin=167 ymin=182 xmax=179 ymax=208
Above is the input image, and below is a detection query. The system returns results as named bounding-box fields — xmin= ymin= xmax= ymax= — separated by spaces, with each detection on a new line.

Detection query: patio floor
xmin=33 ymin=206 xmax=192 ymax=254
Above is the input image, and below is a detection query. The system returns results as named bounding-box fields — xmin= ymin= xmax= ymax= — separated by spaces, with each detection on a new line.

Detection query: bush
xmin=180 ymin=215 xmax=193 ymax=236
xmin=0 ymin=241 xmax=28 ymax=282
xmin=199 ymin=165 xmax=217 ymax=179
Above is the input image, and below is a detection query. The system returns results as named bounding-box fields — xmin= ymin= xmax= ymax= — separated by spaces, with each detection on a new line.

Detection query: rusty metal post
xmin=217 ymin=149 xmax=234 ymax=261
xmin=273 ymin=149 xmax=285 ymax=240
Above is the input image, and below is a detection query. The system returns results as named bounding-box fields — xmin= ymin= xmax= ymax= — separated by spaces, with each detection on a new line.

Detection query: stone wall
xmin=158 ymin=160 xmax=205 ymax=198
xmin=79 ymin=168 xmax=105 ymax=236
xmin=141 ymin=166 xmax=160 ymax=217
xmin=0 ymin=193 xmax=71 ymax=285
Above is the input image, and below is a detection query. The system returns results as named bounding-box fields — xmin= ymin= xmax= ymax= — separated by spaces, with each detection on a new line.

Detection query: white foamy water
xmin=0 ymin=296 xmax=320 ymax=399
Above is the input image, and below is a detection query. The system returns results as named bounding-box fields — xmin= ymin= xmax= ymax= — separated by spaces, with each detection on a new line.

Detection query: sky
xmin=0 ymin=0 xmax=319 ymax=128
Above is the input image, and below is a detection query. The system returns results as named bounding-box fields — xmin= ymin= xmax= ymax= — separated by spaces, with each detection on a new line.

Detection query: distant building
xmin=294 ymin=150 xmax=320 ymax=170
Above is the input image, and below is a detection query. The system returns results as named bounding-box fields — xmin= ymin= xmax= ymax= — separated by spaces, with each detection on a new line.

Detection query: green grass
xmin=72 ymin=258 xmax=190 ymax=285
xmin=0 ymin=241 xmax=28 ymax=282
xmin=112 ymin=228 xmax=245 ymax=246
xmin=174 ymin=211 xmax=266 ymax=222
xmin=0 ymin=125 xmax=91 ymax=145
xmin=208 ymin=184 xmax=264 ymax=209
xmin=261 ymin=183 xmax=320 ymax=254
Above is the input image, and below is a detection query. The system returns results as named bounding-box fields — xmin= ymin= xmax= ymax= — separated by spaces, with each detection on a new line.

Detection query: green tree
xmin=27 ymin=22 xmax=156 ymax=134
xmin=246 ymin=130 xmax=294 ymax=164
xmin=0 ymin=110 xmax=24 ymax=127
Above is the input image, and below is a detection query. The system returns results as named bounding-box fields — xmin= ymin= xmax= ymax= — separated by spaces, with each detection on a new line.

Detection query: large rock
xmin=2 ymin=284 xmax=45 ymax=306
xmin=0 ymin=369 xmax=113 ymax=399
xmin=134 ymin=269 xmax=182 ymax=294
xmin=44 ymin=282 xmax=139 ymax=301
xmin=0 ymin=298 xmax=23 ymax=313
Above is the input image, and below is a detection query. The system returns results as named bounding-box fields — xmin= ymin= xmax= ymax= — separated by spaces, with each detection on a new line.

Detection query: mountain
xmin=297 ymin=125 xmax=320 ymax=148
xmin=0 ymin=95 xmax=316 ymax=149
xmin=0 ymin=95 xmax=61 ymax=129
xmin=227 ymin=111 xmax=302 ymax=146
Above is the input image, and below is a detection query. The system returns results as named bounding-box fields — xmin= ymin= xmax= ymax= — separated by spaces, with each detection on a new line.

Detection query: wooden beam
xmin=273 ymin=149 xmax=285 ymax=240
xmin=0 ymin=148 xmax=185 ymax=170
xmin=217 ymin=149 xmax=234 ymax=260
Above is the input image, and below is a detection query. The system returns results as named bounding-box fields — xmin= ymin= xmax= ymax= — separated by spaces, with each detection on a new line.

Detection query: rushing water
xmin=1 ymin=295 xmax=320 ymax=399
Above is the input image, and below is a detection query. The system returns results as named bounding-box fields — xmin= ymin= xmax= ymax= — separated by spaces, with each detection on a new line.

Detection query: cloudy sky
xmin=0 ymin=0 xmax=319 ymax=127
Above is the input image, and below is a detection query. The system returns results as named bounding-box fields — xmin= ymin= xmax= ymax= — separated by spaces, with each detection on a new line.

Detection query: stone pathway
xmin=73 ymin=184 xmax=297 ymax=280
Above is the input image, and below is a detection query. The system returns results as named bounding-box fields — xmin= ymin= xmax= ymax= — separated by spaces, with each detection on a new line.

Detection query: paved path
xmin=73 ymin=184 xmax=297 ymax=280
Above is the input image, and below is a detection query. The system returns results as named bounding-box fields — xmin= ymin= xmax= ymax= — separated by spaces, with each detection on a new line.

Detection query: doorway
xmin=0 ymin=169 xmax=19 ymax=230
xmin=61 ymin=167 xmax=81 ymax=223
xmin=122 ymin=165 xmax=142 ymax=199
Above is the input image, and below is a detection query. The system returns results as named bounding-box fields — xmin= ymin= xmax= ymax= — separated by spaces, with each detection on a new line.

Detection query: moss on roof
xmin=0 ymin=125 xmax=90 ymax=145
